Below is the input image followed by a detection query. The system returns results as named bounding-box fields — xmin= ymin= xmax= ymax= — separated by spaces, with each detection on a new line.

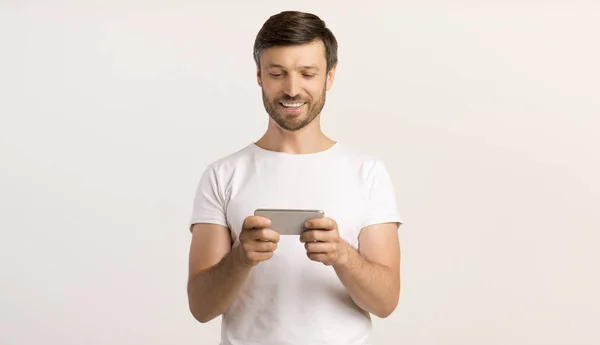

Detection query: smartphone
xmin=253 ymin=208 xmax=325 ymax=235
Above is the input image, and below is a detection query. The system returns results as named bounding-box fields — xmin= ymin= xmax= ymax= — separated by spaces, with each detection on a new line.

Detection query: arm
xmin=301 ymin=219 xmax=401 ymax=318
xmin=333 ymin=222 xmax=401 ymax=318
xmin=187 ymin=217 xmax=279 ymax=323
xmin=186 ymin=223 xmax=251 ymax=323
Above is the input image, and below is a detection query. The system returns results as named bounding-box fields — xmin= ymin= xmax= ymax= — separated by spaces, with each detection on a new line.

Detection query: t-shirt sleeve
xmin=362 ymin=160 xmax=404 ymax=229
xmin=189 ymin=165 xmax=229 ymax=231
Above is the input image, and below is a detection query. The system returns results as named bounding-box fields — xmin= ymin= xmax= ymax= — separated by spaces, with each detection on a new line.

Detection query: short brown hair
xmin=253 ymin=11 xmax=338 ymax=72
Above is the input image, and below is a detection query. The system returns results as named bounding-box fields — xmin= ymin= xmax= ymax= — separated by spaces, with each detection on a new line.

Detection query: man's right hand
xmin=236 ymin=216 xmax=280 ymax=267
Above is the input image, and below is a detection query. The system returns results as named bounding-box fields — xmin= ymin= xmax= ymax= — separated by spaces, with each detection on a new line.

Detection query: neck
xmin=255 ymin=115 xmax=336 ymax=154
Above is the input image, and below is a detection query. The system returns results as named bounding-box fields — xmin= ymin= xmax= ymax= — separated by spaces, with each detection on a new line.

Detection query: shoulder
xmin=193 ymin=144 xmax=257 ymax=196
xmin=333 ymin=142 xmax=389 ymax=180
xmin=203 ymin=144 xmax=256 ymax=176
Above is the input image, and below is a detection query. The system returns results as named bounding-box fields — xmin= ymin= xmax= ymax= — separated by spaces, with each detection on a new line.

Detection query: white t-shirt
xmin=190 ymin=142 xmax=403 ymax=345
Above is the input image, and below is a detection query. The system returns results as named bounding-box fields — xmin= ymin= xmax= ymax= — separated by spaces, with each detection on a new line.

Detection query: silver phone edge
xmin=254 ymin=208 xmax=325 ymax=216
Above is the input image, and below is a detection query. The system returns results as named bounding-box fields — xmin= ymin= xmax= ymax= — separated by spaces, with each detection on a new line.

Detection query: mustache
xmin=278 ymin=96 xmax=307 ymax=103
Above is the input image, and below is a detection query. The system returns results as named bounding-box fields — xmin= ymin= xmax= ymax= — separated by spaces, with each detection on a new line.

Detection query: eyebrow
xmin=265 ymin=64 xmax=320 ymax=72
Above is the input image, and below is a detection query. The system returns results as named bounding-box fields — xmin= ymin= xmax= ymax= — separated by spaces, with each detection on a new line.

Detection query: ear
xmin=256 ymin=67 xmax=262 ymax=87
xmin=325 ymin=64 xmax=337 ymax=91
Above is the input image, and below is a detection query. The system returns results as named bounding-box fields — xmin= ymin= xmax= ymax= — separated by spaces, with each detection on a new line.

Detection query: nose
xmin=283 ymin=74 xmax=299 ymax=97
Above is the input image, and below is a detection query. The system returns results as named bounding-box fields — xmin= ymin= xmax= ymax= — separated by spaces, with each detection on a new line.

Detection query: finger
xmin=306 ymin=252 xmax=334 ymax=265
xmin=252 ymin=241 xmax=278 ymax=253
xmin=250 ymin=228 xmax=280 ymax=243
xmin=300 ymin=229 xmax=320 ymax=243
xmin=248 ymin=251 xmax=274 ymax=263
xmin=304 ymin=217 xmax=336 ymax=230
xmin=300 ymin=229 xmax=335 ymax=243
xmin=304 ymin=241 xmax=336 ymax=253
xmin=243 ymin=216 xmax=271 ymax=230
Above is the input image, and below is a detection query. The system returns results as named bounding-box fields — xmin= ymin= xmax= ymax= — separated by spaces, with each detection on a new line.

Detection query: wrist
xmin=333 ymin=240 xmax=352 ymax=268
xmin=231 ymin=244 xmax=253 ymax=271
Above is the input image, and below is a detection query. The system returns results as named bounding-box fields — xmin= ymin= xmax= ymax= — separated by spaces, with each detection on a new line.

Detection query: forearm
xmin=333 ymin=242 xmax=400 ymax=318
xmin=187 ymin=245 xmax=252 ymax=323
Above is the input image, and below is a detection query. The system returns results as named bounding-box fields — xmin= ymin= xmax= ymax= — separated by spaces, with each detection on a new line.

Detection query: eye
xmin=269 ymin=73 xmax=282 ymax=78
xmin=302 ymin=74 xmax=316 ymax=79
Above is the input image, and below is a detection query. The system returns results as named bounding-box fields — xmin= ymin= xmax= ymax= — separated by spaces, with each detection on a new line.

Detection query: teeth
xmin=281 ymin=102 xmax=304 ymax=108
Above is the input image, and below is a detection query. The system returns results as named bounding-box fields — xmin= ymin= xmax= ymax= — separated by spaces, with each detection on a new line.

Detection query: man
xmin=187 ymin=10 xmax=403 ymax=345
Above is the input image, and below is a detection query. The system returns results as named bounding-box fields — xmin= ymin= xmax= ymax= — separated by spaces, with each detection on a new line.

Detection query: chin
xmin=275 ymin=119 xmax=307 ymax=132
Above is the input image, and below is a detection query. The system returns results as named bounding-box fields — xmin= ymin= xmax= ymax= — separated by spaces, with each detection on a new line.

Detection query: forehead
xmin=260 ymin=40 xmax=327 ymax=70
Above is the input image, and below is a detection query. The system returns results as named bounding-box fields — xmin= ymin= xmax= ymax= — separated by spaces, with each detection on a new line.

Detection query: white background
xmin=1 ymin=1 xmax=599 ymax=344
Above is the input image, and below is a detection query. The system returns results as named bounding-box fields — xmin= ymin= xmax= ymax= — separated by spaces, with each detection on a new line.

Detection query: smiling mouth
xmin=280 ymin=101 xmax=306 ymax=109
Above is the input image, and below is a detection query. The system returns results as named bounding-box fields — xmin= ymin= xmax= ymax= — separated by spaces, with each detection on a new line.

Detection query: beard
xmin=261 ymin=85 xmax=326 ymax=132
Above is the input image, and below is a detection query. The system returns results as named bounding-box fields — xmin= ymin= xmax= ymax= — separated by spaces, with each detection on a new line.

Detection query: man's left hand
xmin=300 ymin=217 xmax=349 ymax=266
